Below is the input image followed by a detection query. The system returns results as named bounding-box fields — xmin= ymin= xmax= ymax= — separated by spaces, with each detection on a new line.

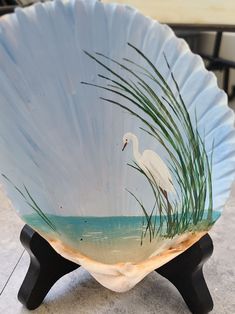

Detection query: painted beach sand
xmin=23 ymin=212 xmax=219 ymax=292
xmin=24 ymin=213 xmax=220 ymax=264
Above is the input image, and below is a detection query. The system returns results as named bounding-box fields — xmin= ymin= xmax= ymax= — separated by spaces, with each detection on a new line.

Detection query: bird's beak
xmin=122 ymin=141 xmax=128 ymax=151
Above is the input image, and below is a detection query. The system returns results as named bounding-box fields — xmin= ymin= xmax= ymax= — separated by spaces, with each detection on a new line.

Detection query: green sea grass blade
xmin=82 ymin=44 xmax=213 ymax=240
xmin=23 ymin=185 xmax=57 ymax=232
xmin=1 ymin=174 xmax=57 ymax=233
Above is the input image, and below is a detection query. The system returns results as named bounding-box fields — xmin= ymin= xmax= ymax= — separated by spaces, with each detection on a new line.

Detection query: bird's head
xmin=122 ymin=132 xmax=133 ymax=151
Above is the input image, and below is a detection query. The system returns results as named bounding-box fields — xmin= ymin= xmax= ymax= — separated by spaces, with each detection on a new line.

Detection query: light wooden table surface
xmin=103 ymin=0 xmax=235 ymax=30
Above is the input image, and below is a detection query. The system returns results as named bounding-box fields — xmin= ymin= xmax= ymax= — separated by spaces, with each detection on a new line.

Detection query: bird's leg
xmin=165 ymin=192 xmax=174 ymax=235
xmin=160 ymin=188 xmax=173 ymax=234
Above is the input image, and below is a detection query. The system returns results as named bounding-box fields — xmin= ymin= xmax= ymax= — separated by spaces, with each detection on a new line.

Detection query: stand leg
xmin=155 ymin=234 xmax=213 ymax=314
xmin=18 ymin=225 xmax=79 ymax=310
xmin=18 ymin=225 xmax=214 ymax=313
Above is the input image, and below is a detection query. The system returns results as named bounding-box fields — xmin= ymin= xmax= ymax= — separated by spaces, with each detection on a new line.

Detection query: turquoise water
xmin=24 ymin=215 xmax=147 ymax=247
xmin=23 ymin=211 xmax=221 ymax=251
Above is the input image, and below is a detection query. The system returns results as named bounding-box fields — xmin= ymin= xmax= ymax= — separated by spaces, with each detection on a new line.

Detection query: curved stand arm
xmin=18 ymin=225 xmax=79 ymax=310
xmin=18 ymin=225 xmax=213 ymax=313
xmin=156 ymin=233 xmax=213 ymax=314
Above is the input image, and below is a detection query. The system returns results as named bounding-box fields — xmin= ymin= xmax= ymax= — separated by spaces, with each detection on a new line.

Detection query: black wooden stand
xmin=18 ymin=225 xmax=214 ymax=313
xmin=156 ymin=234 xmax=213 ymax=314
xmin=18 ymin=225 xmax=79 ymax=310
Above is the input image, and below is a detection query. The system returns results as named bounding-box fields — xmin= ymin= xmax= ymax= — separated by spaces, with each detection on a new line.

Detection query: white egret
xmin=122 ymin=132 xmax=175 ymax=196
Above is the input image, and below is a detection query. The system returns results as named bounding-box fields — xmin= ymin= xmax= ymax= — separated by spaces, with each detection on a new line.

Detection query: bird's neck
xmin=131 ymin=135 xmax=141 ymax=161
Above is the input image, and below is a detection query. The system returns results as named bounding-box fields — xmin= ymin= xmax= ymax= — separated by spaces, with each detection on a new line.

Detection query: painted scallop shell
xmin=0 ymin=0 xmax=235 ymax=292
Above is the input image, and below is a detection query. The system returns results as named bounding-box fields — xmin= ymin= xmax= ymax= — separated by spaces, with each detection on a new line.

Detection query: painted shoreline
xmin=36 ymin=228 xmax=207 ymax=292
xmin=23 ymin=213 xmax=219 ymax=264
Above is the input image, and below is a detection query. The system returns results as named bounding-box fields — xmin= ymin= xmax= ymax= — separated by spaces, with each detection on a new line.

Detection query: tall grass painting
xmin=82 ymin=43 xmax=215 ymax=243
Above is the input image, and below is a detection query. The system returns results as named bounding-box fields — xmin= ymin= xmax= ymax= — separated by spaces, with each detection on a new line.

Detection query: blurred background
xmin=1 ymin=0 xmax=235 ymax=101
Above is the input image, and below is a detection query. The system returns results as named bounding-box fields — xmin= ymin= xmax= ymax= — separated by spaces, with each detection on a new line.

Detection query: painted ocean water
xmin=23 ymin=211 xmax=220 ymax=264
